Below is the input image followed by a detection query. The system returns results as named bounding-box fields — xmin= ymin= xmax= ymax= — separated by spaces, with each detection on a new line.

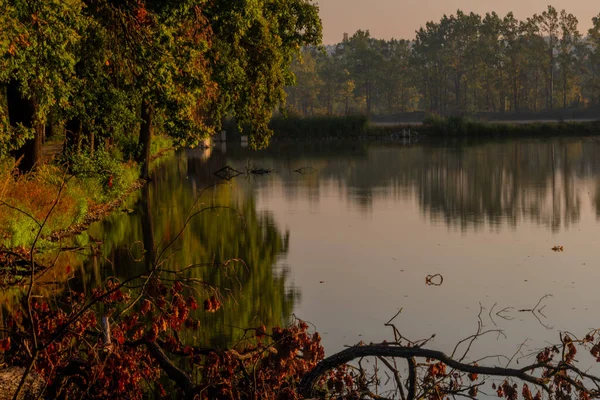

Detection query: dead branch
xmin=298 ymin=344 xmax=551 ymax=398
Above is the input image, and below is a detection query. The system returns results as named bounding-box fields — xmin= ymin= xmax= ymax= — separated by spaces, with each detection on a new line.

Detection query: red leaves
xmin=184 ymin=318 xmax=200 ymax=330
xmin=468 ymin=370 xmax=479 ymax=381
xmin=536 ymin=346 xmax=559 ymax=363
xmin=198 ymin=320 xmax=328 ymax=398
xmin=0 ymin=337 xmax=10 ymax=351
xmin=496 ymin=379 xmax=518 ymax=400
xmin=591 ymin=343 xmax=600 ymax=361
xmin=113 ymin=329 xmax=126 ymax=345
xmin=256 ymin=325 xmax=267 ymax=339
xmin=172 ymin=281 xmax=183 ymax=293
xmin=203 ymin=295 xmax=221 ymax=313
xmin=93 ymin=280 xmax=131 ymax=304
xmin=186 ymin=296 xmax=198 ymax=311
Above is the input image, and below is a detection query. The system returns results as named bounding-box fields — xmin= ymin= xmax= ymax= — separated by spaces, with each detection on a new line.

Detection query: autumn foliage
xmin=0 ymin=276 xmax=344 ymax=399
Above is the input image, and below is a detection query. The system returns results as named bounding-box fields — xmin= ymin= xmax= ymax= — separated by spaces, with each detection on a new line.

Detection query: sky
xmin=317 ymin=0 xmax=599 ymax=44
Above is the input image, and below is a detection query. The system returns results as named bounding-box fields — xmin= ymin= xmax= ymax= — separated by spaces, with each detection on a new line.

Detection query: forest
xmin=287 ymin=6 xmax=600 ymax=119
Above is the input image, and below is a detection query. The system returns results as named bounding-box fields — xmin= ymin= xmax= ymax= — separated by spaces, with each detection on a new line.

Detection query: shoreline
xmin=0 ymin=143 xmax=177 ymax=252
xmin=268 ymin=115 xmax=600 ymax=141
xmin=45 ymin=145 xmax=178 ymax=243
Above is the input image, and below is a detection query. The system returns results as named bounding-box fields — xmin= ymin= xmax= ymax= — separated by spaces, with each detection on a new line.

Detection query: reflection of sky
xmin=226 ymin=140 xmax=600 ymax=363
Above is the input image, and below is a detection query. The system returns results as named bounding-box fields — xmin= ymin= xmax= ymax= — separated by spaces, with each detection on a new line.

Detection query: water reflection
xmin=79 ymin=149 xmax=296 ymax=348
xmin=215 ymin=137 xmax=600 ymax=355
xmin=45 ymin=137 xmax=600 ymax=356
xmin=224 ymin=139 xmax=600 ymax=231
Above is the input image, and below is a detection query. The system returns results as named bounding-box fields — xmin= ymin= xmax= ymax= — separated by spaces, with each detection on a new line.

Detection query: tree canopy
xmin=0 ymin=0 xmax=323 ymax=171
xmin=287 ymin=6 xmax=600 ymax=118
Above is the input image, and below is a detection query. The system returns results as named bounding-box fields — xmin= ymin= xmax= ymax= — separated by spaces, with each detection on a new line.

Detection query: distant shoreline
xmin=267 ymin=115 xmax=600 ymax=140
xmin=371 ymin=118 xmax=600 ymax=127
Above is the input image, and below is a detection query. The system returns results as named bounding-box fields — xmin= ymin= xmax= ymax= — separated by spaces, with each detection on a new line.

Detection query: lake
xmin=77 ymin=137 xmax=600 ymax=362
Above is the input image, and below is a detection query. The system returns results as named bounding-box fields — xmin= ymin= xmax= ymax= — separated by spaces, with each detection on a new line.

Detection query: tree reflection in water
xmin=73 ymin=149 xmax=296 ymax=349
xmin=222 ymin=138 xmax=600 ymax=232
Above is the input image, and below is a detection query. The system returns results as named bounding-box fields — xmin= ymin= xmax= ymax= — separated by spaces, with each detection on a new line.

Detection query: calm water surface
xmin=82 ymin=138 xmax=600 ymax=361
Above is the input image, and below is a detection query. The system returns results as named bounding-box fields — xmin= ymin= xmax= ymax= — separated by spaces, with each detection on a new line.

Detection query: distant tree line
xmin=286 ymin=6 xmax=600 ymax=118
xmin=0 ymin=0 xmax=322 ymax=173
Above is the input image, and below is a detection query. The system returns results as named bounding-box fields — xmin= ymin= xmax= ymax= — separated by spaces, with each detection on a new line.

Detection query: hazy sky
xmin=318 ymin=0 xmax=599 ymax=44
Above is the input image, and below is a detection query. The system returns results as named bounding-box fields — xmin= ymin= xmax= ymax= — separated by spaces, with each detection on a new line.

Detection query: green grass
xmin=0 ymin=135 xmax=172 ymax=250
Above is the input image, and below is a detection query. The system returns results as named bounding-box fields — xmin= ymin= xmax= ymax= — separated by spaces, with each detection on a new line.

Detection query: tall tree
xmin=534 ymin=6 xmax=560 ymax=110
xmin=557 ymin=10 xmax=581 ymax=108
xmin=1 ymin=0 xmax=84 ymax=170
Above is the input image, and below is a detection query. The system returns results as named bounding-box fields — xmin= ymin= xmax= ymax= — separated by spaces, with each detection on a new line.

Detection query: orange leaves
xmin=134 ymin=2 xmax=149 ymax=25
xmin=6 ymin=34 xmax=32 ymax=56
xmin=140 ymin=299 xmax=152 ymax=315
xmin=562 ymin=334 xmax=578 ymax=364
xmin=521 ymin=384 xmax=542 ymax=400
xmin=427 ymin=362 xmax=447 ymax=378
xmin=468 ymin=366 xmax=479 ymax=381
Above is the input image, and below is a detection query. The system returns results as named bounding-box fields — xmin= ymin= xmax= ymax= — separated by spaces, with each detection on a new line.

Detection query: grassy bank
xmin=0 ymin=135 xmax=174 ymax=249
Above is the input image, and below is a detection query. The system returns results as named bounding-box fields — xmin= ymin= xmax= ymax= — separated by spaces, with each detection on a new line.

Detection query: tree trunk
xmin=138 ymin=100 xmax=153 ymax=180
xmin=548 ymin=44 xmax=554 ymax=110
xmin=65 ymin=118 xmax=83 ymax=156
xmin=7 ymin=80 xmax=41 ymax=172
xmin=89 ymin=131 xmax=95 ymax=157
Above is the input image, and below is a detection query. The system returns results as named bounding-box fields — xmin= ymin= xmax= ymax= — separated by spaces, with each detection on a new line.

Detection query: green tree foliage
xmin=0 ymin=0 xmax=323 ymax=171
xmin=0 ymin=0 xmax=84 ymax=168
xmin=288 ymin=6 xmax=600 ymax=117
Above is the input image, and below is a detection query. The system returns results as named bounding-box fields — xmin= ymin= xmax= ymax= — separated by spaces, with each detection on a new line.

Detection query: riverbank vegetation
xmin=0 ymin=0 xmax=323 ymax=248
xmin=287 ymin=6 xmax=600 ymax=119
